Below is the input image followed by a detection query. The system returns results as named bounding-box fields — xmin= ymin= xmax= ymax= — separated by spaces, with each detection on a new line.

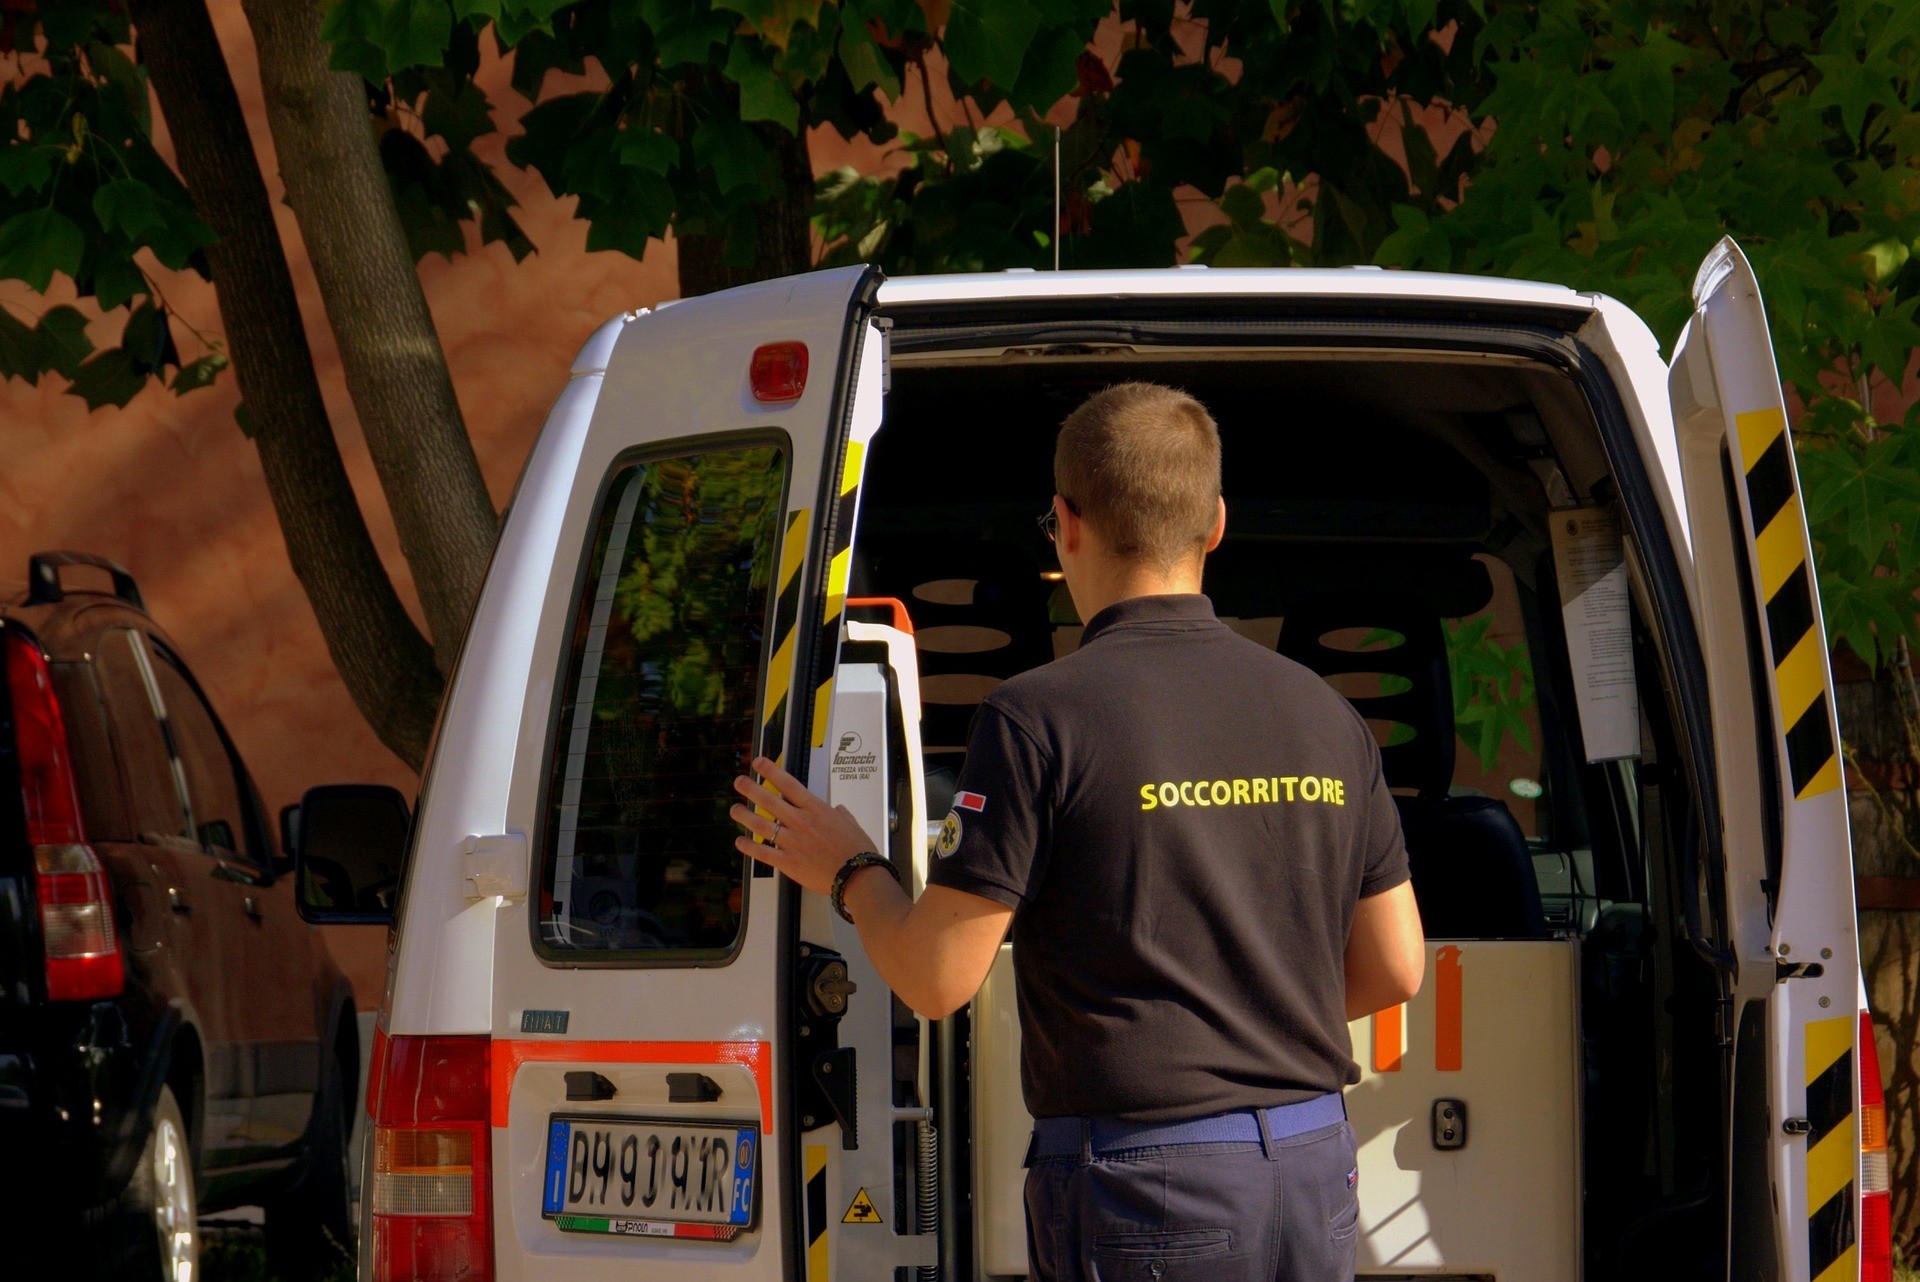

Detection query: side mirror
xmin=294 ymin=784 xmax=410 ymax=926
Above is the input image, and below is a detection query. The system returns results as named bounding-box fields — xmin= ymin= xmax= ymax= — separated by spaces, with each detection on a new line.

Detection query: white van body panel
xmin=1668 ymin=238 xmax=1863 ymax=1282
xmin=1581 ymin=295 xmax=1696 ymax=562
xmin=875 ymin=266 xmax=1594 ymax=314
xmin=386 ymin=355 xmax=616 ymax=1036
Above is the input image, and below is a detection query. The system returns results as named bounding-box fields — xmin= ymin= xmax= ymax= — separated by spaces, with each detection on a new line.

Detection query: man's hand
xmin=731 ymin=756 xmax=1011 ymax=1019
xmin=732 ymin=756 xmax=878 ymax=894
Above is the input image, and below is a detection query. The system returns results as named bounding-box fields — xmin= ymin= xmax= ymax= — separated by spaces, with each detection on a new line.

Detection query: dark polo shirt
xmin=926 ymin=594 xmax=1409 ymax=1122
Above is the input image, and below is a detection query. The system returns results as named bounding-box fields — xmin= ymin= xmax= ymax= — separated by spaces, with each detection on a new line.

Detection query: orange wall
xmin=0 ymin=13 xmax=675 ymax=998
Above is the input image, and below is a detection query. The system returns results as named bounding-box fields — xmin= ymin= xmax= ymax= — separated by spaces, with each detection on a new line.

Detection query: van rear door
xmin=482 ymin=266 xmax=884 ymax=1282
xmin=1667 ymin=237 xmax=1861 ymax=1282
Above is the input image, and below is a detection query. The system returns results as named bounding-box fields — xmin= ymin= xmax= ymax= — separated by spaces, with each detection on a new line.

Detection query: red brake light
xmin=1860 ymin=1011 xmax=1892 ymax=1282
xmin=5 ymin=634 xmax=121 ymax=1002
xmin=750 ymin=342 xmax=808 ymax=402
xmin=370 ymin=1034 xmax=493 ymax=1282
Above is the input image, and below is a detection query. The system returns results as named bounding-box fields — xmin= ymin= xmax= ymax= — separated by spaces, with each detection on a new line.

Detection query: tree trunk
xmin=677 ymin=122 xmax=816 ymax=297
xmin=129 ymin=0 xmax=442 ymax=770
xmin=241 ymin=0 xmax=497 ymax=670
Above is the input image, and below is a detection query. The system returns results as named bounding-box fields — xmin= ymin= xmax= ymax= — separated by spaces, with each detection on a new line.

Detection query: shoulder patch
xmin=934 ymin=811 xmax=963 ymax=859
xmin=954 ymin=790 xmax=987 ymax=813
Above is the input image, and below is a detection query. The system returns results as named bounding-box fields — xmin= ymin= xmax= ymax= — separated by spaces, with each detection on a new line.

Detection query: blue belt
xmin=1030 ymin=1091 xmax=1346 ymax=1159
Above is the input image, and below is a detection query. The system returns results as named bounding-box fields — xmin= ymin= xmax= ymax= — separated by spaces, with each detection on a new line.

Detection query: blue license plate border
xmin=542 ymin=1113 xmax=759 ymax=1234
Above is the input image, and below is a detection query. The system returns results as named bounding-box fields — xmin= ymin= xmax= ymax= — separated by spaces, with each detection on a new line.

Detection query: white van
xmin=299 ymin=240 xmax=1892 ymax=1282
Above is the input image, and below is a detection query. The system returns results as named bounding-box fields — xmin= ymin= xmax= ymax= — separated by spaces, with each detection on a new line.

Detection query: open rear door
xmin=1668 ymin=238 xmax=1862 ymax=1282
xmin=474 ymin=265 xmax=885 ymax=1282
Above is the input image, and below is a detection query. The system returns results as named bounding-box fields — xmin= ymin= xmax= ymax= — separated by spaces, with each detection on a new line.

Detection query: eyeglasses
xmin=1037 ymin=497 xmax=1076 ymax=543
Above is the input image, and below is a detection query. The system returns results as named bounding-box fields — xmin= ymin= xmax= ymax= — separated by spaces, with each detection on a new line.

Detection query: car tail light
xmin=1859 ymin=1011 xmax=1892 ymax=1282
xmin=370 ymin=1034 xmax=493 ymax=1282
xmin=750 ymin=342 xmax=808 ymax=402
xmin=5 ymin=634 xmax=122 ymax=1001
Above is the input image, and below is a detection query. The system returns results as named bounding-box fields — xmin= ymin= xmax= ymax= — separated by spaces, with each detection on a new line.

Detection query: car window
xmin=95 ymin=630 xmax=193 ymax=843
xmin=148 ymin=650 xmax=251 ymax=862
xmin=537 ymin=441 xmax=788 ymax=959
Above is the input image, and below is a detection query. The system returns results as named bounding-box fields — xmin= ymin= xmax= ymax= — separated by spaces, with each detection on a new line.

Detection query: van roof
xmin=875 ymin=266 xmax=1597 ymax=314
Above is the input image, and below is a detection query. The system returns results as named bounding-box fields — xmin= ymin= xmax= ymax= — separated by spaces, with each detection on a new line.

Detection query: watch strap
xmin=830 ymin=851 xmax=895 ymax=924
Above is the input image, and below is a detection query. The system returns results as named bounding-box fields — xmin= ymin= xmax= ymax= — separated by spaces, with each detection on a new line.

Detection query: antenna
xmin=1052 ymin=127 xmax=1062 ymax=271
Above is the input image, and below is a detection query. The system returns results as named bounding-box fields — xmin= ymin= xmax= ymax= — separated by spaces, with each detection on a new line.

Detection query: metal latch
xmin=1782 ymin=1116 xmax=1812 ymax=1136
xmin=461 ymin=833 xmax=528 ymax=901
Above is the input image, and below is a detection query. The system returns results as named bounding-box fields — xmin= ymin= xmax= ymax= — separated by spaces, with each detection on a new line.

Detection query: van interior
xmin=843 ymin=345 xmax=1731 ymax=1280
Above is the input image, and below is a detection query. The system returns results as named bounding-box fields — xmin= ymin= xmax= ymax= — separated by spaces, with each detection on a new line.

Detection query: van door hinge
xmin=461 ymin=833 xmax=528 ymax=901
xmin=795 ymin=943 xmax=860 ymax=1148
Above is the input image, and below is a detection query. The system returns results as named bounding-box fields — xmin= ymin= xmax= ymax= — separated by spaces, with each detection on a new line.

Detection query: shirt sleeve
xmin=1358 ymin=738 xmax=1411 ymax=899
xmin=924 ymin=700 xmax=1051 ymax=911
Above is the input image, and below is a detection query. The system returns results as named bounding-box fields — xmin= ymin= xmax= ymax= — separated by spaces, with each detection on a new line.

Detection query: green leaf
xmin=617 ymin=130 xmax=679 ymax=176
xmin=92 ymin=256 xmax=146 ymax=313
xmin=322 ymin=0 xmax=392 ymax=79
xmin=381 ymin=0 xmax=455 ymax=70
xmin=419 ymin=72 xmax=495 ymax=149
xmin=837 ymin=17 xmax=901 ymax=97
xmin=1006 ymin=22 xmax=1085 ymax=114
xmin=121 ymin=303 xmax=177 ymax=375
xmin=693 ymin=119 xmax=777 ymax=198
xmin=945 ymin=0 xmax=1042 ymax=89
xmin=35 ymin=306 xmax=92 ymax=380
xmin=66 ymin=347 xmax=148 ymax=411
xmin=722 ymin=41 xmax=801 ymax=134
xmin=0 ymin=210 xmax=84 ymax=292
xmin=0 ymin=146 xmax=54 ymax=198
xmin=92 ymin=179 xmax=164 ymax=241
xmin=1800 ymin=436 xmax=1920 ymax=563
xmin=0 ymin=309 xmax=43 ymax=384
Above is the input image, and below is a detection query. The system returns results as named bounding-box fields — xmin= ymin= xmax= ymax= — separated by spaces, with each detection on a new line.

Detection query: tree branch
xmin=242 ymin=0 xmax=497 ymax=670
xmin=128 ymin=0 xmax=442 ymax=770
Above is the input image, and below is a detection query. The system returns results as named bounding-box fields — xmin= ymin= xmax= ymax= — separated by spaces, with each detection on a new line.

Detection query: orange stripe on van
xmin=1372 ymin=1005 xmax=1403 ymax=1073
xmin=1435 ymin=945 xmax=1464 ymax=1072
xmin=490 ymin=1039 xmax=772 ymax=1132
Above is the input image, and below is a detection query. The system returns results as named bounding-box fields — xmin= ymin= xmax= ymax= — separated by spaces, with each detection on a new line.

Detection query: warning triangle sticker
xmin=842 ymin=1188 xmax=883 ymax=1224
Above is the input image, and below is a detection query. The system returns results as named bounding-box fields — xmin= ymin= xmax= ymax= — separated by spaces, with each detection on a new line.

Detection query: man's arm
xmin=733 ymin=757 xmax=1012 ymax=1020
xmin=1345 ymin=880 xmax=1424 ymax=1020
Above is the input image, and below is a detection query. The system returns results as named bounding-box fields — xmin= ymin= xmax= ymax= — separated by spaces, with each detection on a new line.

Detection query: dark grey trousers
xmin=1024 ymin=1120 xmax=1361 ymax=1282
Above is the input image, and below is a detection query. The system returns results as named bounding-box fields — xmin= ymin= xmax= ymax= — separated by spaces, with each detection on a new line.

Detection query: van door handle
xmin=242 ymin=895 xmax=263 ymax=921
xmin=167 ymin=887 xmax=190 ymax=915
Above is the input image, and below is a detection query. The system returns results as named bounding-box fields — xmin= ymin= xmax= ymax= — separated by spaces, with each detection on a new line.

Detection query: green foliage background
xmin=1 ymin=0 xmax=1918 ymax=667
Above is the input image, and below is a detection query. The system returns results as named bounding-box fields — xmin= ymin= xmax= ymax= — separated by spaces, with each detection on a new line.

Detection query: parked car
xmin=0 ymin=552 xmax=361 ymax=1281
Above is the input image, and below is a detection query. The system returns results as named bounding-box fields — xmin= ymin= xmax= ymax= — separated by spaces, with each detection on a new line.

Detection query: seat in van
xmin=1277 ymin=591 xmax=1549 ymax=938
xmin=856 ymin=537 xmax=1054 ymax=777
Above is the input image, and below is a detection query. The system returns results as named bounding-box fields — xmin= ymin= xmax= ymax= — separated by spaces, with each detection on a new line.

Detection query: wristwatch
xmin=830 ymin=851 xmax=897 ymax=924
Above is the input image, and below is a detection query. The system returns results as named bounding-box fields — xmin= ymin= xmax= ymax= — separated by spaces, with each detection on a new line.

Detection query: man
xmin=733 ymin=382 xmax=1425 ymax=1282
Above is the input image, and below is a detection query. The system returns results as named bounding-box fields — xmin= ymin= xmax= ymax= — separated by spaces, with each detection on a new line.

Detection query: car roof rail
xmin=26 ymin=551 xmax=146 ymax=612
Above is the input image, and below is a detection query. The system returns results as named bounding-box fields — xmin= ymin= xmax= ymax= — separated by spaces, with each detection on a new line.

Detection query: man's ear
xmin=1204 ymin=497 xmax=1227 ymax=553
xmin=1057 ymin=494 xmax=1084 ymax=557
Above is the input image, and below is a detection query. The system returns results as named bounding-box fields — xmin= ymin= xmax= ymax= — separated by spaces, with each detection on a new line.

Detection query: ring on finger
xmin=770 ymin=818 xmax=782 ymax=846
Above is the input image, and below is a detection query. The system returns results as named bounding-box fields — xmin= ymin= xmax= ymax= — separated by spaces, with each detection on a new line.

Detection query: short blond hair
xmin=1054 ymin=383 xmax=1221 ymax=570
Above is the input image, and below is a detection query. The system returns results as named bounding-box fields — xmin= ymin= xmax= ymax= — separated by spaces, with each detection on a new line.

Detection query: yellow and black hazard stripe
xmin=805 ymin=1142 xmax=829 ymax=1282
xmin=1804 ymin=1015 xmax=1857 ymax=1282
xmin=1734 ymin=408 xmax=1841 ymax=801
xmin=759 ymin=507 xmax=811 ymax=766
xmin=809 ymin=439 xmax=866 ymax=748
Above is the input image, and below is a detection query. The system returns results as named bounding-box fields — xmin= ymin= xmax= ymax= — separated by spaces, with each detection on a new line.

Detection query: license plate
xmin=543 ymin=1115 xmax=757 ymax=1239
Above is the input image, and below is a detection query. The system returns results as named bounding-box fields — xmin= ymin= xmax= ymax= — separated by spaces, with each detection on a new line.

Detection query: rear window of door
xmin=148 ymin=650 xmax=253 ymax=863
xmin=536 ymin=440 xmax=788 ymax=961
xmin=96 ymin=629 xmax=192 ymax=843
